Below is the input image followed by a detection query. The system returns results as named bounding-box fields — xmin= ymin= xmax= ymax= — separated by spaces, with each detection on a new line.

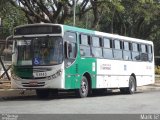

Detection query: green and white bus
xmin=10 ymin=23 xmax=154 ymax=98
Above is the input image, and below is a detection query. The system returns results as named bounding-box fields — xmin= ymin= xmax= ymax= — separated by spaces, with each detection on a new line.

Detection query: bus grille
xmin=22 ymin=82 xmax=45 ymax=87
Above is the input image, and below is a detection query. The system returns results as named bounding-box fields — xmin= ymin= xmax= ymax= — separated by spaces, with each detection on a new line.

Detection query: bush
xmin=155 ymin=66 xmax=160 ymax=75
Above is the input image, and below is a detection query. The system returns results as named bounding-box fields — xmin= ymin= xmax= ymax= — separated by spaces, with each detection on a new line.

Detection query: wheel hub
xmin=81 ymin=81 xmax=88 ymax=93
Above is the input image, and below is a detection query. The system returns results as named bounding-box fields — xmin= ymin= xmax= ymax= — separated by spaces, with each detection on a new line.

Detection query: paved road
xmin=0 ymin=89 xmax=160 ymax=114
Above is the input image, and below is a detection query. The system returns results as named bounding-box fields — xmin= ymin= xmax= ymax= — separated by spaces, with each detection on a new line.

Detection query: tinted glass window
xmin=114 ymin=40 xmax=121 ymax=49
xmin=148 ymin=45 xmax=153 ymax=62
xmin=140 ymin=53 xmax=148 ymax=61
xmin=79 ymin=34 xmax=91 ymax=57
xmin=148 ymin=54 xmax=153 ymax=62
xmin=80 ymin=46 xmax=91 ymax=57
xmin=92 ymin=37 xmax=101 ymax=47
xmin=124 ymin=41 xmax=130 ymax=50
xmin=16 ymin=37 xmax=63 ymax=66
xmin=132 ymin=43 xmax=139 ymax=52
xmin=64 ymin=32 xmax=77 ymax=59
xmin=103 ymin=48 xmax=113 ymax=59
xmin=113 ymin=40 xmax=122 ymax=59
xmin=148 ymin=45 xmax=152 ymax=53
xmin=114 ymin=50 xmax=122 ymax=59
xmin=141 ymin=44 xmax=147 ymax=53
xmin=80 ymin=34 xmax=90 ymax=45
xmin=104 ymin=38 xmax=111 ymax=48
xmin=132 ymin=52 xmax=140 ymax=61
xmin=68 ymin=43 xmax=76 ymax=58
xmin=123 ymin=51 xmax=132 ymax=60
xmin=140 ymin=44 xmax=148 ymax=61
xmin=92 ymin=47 xmax=102 ymax=58
xmin=65 ymin=32 xmax=76 ymax=43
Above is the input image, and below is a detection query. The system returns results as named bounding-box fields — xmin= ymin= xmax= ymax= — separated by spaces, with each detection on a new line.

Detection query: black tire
xmin=127 ymin=76 xmax=136 ymax=94
xmin=36 ymin=89 xmax=50 ymax=99
xmin=50 ymin=89 xmax=58 ymax=98
xmin=120 ymin=76 xmax=136 ymax=94
xmin=120 ymin=88 xmax=128 ymax=94
xmin=76 ymin=76 xmax=89 ymax=98
xmin=92 ymin=89 xmax=108 ymax=96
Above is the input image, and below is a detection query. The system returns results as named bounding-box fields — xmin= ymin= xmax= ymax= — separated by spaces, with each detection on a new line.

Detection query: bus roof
xmin=14 ymin=23 xmax=153 ymax=45
xmin=63 ymin=24 xmax=153 ymax=45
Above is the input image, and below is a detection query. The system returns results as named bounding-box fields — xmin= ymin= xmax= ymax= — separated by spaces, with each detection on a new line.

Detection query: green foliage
xmin=0 ymin=1 xmax=27 ymax=39
xmin=99 ymin=0 xmax=160 ymax=41
xmin=0 ymin=0 xmax=159 ymax=55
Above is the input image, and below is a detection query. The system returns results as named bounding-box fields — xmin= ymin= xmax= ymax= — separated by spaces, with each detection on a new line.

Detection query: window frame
xmin=79 ymin=33 xmax=92 ymax=57
xmin=91 ymin=35 xmax=103 ymax=58
xmin=147 ymin=44 xmax=153 ymax=62
xmin=131 ymin=42 xmax=141 ymax=61
xmin=123 ymin=41 xmax=132 ymax=61
xmin=78 ymin=33 xmax=153 ymax=62
xmin=113 ymin=39 xmax=123 ymax=60
xmin=64 ymin=31 xmax=77 ymax=59
xmin=102 ymin=37 xmax=113 ymax=59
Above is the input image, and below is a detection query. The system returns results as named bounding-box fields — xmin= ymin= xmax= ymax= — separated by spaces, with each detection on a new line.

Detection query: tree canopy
xmin=0 ymin=0 xmax=27 ymax=38
xmin=0 ymin=0 xmax=160 ymax=55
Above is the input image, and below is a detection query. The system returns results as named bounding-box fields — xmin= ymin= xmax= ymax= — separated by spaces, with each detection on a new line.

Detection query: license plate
xmin=29 ymin=81 xmax=38 ymax=86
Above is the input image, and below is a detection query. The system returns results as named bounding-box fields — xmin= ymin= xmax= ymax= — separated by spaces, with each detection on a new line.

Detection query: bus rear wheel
xmin=127 ymin=76 xmax=136 ymax=94
xmin=36 ymin=89 xmax=50 ymax=99
xmin=76 ymin=76 xmax=89 ymax=98
xmin=120 ymin=76 xmax=136 ymax=94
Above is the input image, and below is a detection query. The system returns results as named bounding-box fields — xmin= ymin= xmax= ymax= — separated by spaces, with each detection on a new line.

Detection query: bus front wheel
xmin=76 ymin=76 xmax=89 ymax=98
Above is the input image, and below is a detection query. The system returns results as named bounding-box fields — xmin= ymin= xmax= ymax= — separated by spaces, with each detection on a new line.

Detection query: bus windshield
xmin=14 ymin=36 xmax=63 ymax=66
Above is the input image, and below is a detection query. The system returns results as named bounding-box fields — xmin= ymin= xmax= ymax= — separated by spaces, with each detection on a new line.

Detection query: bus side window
xmin=91 ymin=36 xmax=102 ymax=58
xmin=103 ymin=38 xmax=113 ymax=59
xmin=123 ymin=41 xmax=132 ymax=60
xmin=132 ymin=43 xmax=140 ymax=61
xmin=148 ymin=45 xmax=153 ymax=62
xmin=64 ymin=31 xmax=77 ymax=59
xmin=113 ymin=39 xmax=123 ymax=60
xmin=140 ymin=44 xmax=148 ymax=61
xmin=80 ymin=34 xmax=90 ymax=46
xmin=79 ymin=34 xmax=91 ymax=57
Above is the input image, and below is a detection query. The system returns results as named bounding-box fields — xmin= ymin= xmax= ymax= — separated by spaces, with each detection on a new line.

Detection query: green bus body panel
xmin=65 ymin=57 xmax=97 ymax=89
xmin=63 ymin=25 xmax=94 ymax=34
xmin=63 ymin=25 xmax=97 ymax=89
xmin=13 ymin=66 xmax=33 ymax=78
xmin=12 ymin=25 xmax=97 ymax=90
